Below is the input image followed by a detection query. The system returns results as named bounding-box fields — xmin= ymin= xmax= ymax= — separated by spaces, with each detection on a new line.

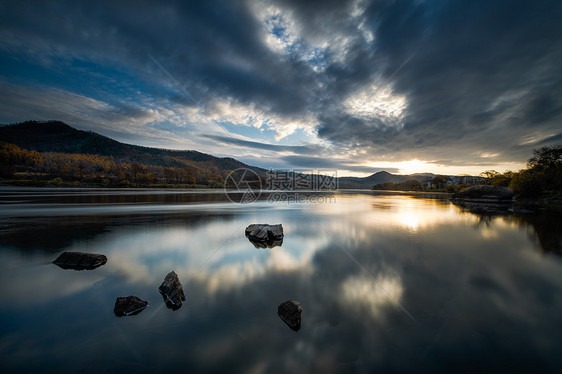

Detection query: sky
xmin=1 ymin=0 xmax=561 ymax=177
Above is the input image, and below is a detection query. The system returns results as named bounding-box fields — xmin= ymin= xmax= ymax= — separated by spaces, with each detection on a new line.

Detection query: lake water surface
xmin=0 ymin=188 xmax=561 ymax=373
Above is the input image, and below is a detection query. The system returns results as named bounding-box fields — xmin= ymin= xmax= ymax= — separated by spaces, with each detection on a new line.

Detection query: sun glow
xmin=352 ymin=158 xmax=526 ymax=178
xmin=396 ymin=159 xmax=430 ymax=174
xmin=398 ymin=212 xmax=420 ymax=231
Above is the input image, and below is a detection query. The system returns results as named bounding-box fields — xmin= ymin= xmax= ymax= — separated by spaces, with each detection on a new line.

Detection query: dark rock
xmin=53 ymin=251 xmax=107 ymax=270
xmin=278 ymin=300 xmax=302 ymax=331
xmin=114 ymin=296 xmax=148 ymax=317
xmin=454 ymin=201 xmax=513 ymax=214
xmin=452 ymin=185 xmax=514 ymax=200
xmin=452 ymin=185 xmax=514 ymax=214
xmin=245 ymin=224 xmax=284 ymax=248
xmin=158 ymin=271 xmax=186 ymax=310
xmin=513 ymin=195 xmax=562 ymax=215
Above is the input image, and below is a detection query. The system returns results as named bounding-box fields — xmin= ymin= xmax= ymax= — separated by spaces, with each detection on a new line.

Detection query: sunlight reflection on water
xmin=0 ymin=188 xmax=561 ymax=373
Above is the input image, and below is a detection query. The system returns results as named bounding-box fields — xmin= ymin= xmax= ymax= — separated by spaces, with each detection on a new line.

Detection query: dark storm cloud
xmin=1 ymin=0 xmax=561 ymax=169
xmin=280 ymin=155 xmax=397 ymax=174
xmin=316 ymin=0 xmax=562 ymax=162
xmin=539 ymin=133 xmax=562 ymax=145
xmin=0 ymin=0 xmax=317 ymax=115
xmin=203 ymin=134 xmax=318 ymax=154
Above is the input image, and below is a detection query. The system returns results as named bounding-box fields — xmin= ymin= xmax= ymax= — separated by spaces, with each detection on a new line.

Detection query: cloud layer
xmin=1 ymin=0 xmax=561 ymax=174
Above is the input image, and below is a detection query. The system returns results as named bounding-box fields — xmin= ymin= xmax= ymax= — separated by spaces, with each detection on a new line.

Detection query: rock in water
xmin=452 ymin=185 xmax=514 ymax=214
xmin=114 ymin=296 xmax=148 ymax=317
xmin=53 ymin=251 xmax=107 ymax=270
xmin=158 ymin=271 xmax=186 ymax=310
xmin=278 ymin=300 xmax=302 ymax=331
xmin=245 ymin=224 xmax=284 ymax=248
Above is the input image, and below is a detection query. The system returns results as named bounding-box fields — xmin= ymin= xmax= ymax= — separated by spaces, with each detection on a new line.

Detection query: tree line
xmin=0 ymin=142 xmax=224 ymax=187
xmin=372 ymin=175 xmax=479 ymax=193
xmin=480 ymin=145 xmax=561 ymax=198
xmin=373 ymin=145 xmax=562 ymax=197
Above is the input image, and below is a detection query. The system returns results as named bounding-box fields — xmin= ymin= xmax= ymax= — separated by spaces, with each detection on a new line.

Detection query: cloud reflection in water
xmin=0 ymin=190 xmax=561 ymax=372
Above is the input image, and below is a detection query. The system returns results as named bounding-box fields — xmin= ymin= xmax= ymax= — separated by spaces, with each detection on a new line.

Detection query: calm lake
xmin=0 ymin=187 xmax=561 ymax=373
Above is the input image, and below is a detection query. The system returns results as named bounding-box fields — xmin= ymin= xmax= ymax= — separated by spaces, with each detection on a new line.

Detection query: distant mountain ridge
xmin=338 ymin=171 xmax=437 ymax=189
xmin=0 ymin=120 xmax=264 ymax=176
xmin=1 ymin=120 xmax=475 ymax=189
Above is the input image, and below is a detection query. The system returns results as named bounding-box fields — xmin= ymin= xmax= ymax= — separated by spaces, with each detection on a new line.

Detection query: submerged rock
xmin=245 ymin=224 xmax=284 ymax=248
xmin=452 ymin=185 xmax=514 ymax=214
xmin=53 ymin=251 xmax=107 ymax=270
xmin=114 ymin=296 xmax=148 ymax=317
xmin=278 ymin=300 xmax=302 ymax=331
xmin=158 ymin=271 xmax=186 ymax=310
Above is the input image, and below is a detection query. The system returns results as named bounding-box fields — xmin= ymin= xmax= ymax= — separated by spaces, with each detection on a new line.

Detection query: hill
xmin=0 ymin=120 xmax=265 ymax=182
xmin=1 ymin=120 xmax=480 ymax=190
xmin=338 ymin=171 xmax=436 ymax=189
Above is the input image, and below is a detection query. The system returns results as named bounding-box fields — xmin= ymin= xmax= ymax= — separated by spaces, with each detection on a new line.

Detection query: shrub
xmin=491 ymin=171 xmax=514 ymax=187
xmin=509 ymin=145 xmax=561 ymax=197
xmin=509 ymin=170 xmax=544 ymax=197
